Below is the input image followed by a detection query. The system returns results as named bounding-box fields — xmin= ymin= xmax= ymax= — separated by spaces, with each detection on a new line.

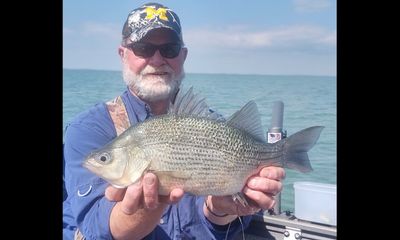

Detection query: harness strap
xmin=105 ymin=95 xmax=131 ymax=136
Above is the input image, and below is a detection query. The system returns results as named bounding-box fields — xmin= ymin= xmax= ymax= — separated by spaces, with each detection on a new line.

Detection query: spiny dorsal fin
xmin=169 ymin=87 xmax=223 ymax=121
xmin=226 ymin=101 xmax=266 ymax=143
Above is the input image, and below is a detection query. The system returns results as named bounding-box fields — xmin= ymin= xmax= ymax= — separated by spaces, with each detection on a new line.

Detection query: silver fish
xmin=83 ymin=88 xmax=323 ymax=196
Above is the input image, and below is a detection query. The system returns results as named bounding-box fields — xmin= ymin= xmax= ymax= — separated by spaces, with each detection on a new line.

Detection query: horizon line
xmin=63 ymin=68 xmax=336 ymax=78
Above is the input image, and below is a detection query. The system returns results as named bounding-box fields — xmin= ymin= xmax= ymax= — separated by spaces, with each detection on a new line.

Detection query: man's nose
xmin=148 ymin=50 xmax=166 ymax=67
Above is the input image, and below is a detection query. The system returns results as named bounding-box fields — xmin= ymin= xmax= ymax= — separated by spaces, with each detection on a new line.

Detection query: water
xmin=63 ymin=69 xmax=336 ymax=211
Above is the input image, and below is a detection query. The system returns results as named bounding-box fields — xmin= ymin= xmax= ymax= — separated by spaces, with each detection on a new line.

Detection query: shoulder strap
xmin=105 ymin=96 xmax=131 ymax=136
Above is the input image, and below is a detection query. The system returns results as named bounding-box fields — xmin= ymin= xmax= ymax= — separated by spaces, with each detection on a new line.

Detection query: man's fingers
xmin=242 ymin=187 xmax=275 ymax=210
xmin=159 ymin=188 xmax=185 ymax=204
xmin=105 ymin=186 xmax=127 ymax=201
xmin=169 ymin=188 xmax=185 ymax=203
xmin=246 ymin=176 xmax=282 ymax=195
xmin=120 ymin=183 xmax=143 ymax=215
xmin=259 ymin=167 xmax=286 ymax=180
xmin=143 ymin=173 xmax=159 ymax=209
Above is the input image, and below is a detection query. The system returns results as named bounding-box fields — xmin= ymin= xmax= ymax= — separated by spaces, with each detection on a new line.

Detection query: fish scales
xmin=129 ymin=115 xmax=274 ymax=195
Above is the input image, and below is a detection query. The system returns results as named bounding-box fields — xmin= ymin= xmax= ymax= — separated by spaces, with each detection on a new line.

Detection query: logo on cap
xmin=145 ymin=6 xmax=168 ymax=21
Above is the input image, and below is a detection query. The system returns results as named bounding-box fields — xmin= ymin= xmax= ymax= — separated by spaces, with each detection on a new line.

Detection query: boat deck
xmin=235 ymin=212 xmax=337 ymax=240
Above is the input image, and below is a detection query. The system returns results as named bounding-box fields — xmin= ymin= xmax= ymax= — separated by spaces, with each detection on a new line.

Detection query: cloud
xmin=185 ymin=25 xmax=336 ymax=52
xmin=293 ymin=0 xmax=332 ymax=13
xmin=63 ymin=22 xmax=121 ymax=40
xmin=316 ymin=31 xmax=336 ymax=45
xmin=81 ymin=22 xmax=121 ymax=39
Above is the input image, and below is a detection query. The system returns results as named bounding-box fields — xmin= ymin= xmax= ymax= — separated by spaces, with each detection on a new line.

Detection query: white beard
xmin=122 ymin=63 xmax=184 ymax=102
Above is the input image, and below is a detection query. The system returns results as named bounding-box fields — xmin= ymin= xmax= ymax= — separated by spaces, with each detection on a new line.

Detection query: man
xmin=63 ymin=2 xmax=285 ymax=239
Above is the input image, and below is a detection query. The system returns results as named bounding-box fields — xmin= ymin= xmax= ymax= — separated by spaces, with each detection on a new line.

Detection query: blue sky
xmin=63 ymin=0 xmax=336 ymax=76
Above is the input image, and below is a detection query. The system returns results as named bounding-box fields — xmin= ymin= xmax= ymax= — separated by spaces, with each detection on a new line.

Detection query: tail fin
xmin=283 ymin=126 xmax=324 ymax=173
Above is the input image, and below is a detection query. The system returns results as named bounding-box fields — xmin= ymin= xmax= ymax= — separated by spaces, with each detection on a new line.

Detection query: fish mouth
xmin=82 ymin=158 xmax=96 ymax=172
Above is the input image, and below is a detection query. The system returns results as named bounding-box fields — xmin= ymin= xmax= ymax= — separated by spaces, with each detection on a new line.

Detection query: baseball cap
xmin=122 ymin=2 xmax=183 ymax=45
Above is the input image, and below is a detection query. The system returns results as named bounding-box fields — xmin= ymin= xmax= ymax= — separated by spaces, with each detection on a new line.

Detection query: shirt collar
xmin=122 ymin=87 xmax=152 ymax=123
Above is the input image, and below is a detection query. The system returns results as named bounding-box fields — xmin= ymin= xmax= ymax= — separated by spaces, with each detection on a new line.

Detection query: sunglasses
xmin=127 ymin=42 xmax=182 ymax=59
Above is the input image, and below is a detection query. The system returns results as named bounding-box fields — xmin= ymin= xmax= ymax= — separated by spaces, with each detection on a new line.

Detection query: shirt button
xmin=159 ymin=218 xmax=164 ymax=224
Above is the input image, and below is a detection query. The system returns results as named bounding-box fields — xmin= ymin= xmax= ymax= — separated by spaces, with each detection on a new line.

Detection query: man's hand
xmin=207 ymin=166 xmax=285 ymax=218
xmin=106 ymin=173 xmax=184 ymax=239
xmin=105 ymin=172 xmax=185 ymax=215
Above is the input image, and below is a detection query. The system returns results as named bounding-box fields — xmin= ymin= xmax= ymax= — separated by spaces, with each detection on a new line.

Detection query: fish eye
xmin=97 ymin=152 xmax=111 ymax=163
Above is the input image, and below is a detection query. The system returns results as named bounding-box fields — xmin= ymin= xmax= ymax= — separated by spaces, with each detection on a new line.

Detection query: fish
xmin=83 ymin=87 xmax=324 ymax=196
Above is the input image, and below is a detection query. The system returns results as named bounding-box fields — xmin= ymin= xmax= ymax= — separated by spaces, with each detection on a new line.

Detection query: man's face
xmin=120 ymin=28 xmax=187 ymax=102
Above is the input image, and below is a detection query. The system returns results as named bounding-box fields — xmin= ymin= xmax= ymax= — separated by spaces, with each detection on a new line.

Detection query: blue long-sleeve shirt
xmin=63 ymin=88 xmax=252 ymax=239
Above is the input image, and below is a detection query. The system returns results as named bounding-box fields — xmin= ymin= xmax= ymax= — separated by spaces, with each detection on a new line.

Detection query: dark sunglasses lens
xmin=160 ymin=44 xmax=181 ymax=58
xmin=129 ymin=43 xmax=181 ymax=58
xmin=131 ymin=43 xmax=156 ymax=58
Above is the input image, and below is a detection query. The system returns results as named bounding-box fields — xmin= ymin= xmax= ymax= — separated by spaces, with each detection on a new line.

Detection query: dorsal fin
xmin=169 ymin=87 xmax=223 ymax=121
xmin=226 ymin=101 xmax=266 ymax=143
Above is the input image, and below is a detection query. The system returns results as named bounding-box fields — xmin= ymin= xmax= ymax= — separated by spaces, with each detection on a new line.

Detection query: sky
xmin=63 ymin=0 xmax=336 ymax=76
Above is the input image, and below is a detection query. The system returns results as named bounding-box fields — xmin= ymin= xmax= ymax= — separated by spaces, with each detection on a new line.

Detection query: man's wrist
xmin=203 ymin=196 xmax=238 ymax=226
xmin=205 ymin=197 xmax=229 ymax=217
